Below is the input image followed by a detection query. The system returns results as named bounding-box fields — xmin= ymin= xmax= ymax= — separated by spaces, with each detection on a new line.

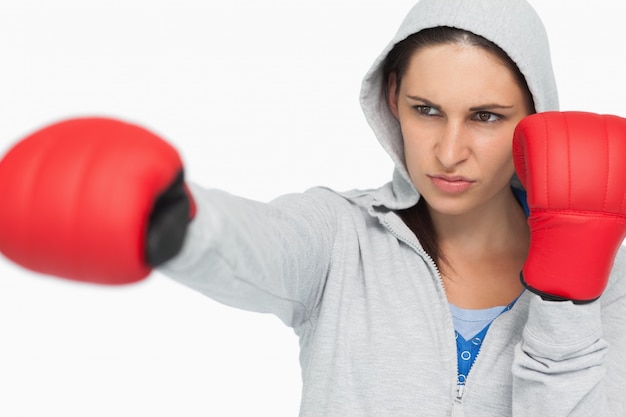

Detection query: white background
xmin=0 ymin=1 xmax=625 ymax=416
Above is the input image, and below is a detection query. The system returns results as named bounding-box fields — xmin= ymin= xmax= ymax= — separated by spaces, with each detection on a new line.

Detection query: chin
xmin=429 ymin=204 xmax=473 ymax=218
xmin=421 ymin=194 xmax=478 ymax=218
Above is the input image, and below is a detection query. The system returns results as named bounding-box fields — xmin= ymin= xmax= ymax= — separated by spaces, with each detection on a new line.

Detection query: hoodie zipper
xmin=452 ymin=384 xmax=465 ymax=416
xmin=377 ymin=212 xmax=466 ymax=415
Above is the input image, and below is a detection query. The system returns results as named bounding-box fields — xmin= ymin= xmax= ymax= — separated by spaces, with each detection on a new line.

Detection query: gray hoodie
xmin=161 ymin=0 xmax=626 ymax=415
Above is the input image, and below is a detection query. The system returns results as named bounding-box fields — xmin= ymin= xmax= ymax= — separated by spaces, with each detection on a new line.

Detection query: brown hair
xmin=384 ymin=26 xmax=535 ymax=269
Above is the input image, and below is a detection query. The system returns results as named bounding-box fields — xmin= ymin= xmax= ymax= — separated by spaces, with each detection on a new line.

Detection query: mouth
xmin=428 ymin=174 xmax=475 ymax=194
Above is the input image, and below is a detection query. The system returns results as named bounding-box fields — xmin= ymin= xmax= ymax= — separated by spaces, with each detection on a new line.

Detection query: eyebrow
xmin=469 ymin=104 xmax=515 ymax=112
xmin=406 ymin=95 xmax=515 ymax=112
xmin=406 ymin=95 xmax=440 ymax=108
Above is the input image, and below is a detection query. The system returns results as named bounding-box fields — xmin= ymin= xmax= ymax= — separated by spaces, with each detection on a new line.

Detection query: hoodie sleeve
xmin=157 ymin=182 xmax=338 ymax=328
xmin=512 ymin=247 xmax=626 ymax=416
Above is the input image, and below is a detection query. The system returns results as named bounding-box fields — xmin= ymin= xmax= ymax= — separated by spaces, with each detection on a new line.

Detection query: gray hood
xmin=360 ymin=0 xmax=559 ymax=210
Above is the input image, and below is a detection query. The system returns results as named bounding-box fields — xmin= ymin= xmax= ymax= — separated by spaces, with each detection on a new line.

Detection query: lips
xmin=429 ymin=175 xmax=475 ymax=194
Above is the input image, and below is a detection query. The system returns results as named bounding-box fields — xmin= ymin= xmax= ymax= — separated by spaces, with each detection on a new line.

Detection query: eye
xmin=472 ymin=111 xmax=501 ymax=123
xmin=414 ymin=105 xmax=441 ymax=117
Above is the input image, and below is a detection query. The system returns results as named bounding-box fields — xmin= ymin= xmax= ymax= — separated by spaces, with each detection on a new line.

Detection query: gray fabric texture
xmin=160 ymin=1 xmax=626 ymax=415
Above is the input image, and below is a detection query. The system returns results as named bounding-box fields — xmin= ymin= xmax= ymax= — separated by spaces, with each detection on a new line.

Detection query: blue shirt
xmin=451 ymin=301 xmax=517 ymax=385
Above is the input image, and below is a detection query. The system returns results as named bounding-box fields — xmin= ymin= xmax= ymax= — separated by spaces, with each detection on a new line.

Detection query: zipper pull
xmin=451 ymin=384 xmax=465 ymax=417
xmin=456 ymin=384 xmax=465 ymax=400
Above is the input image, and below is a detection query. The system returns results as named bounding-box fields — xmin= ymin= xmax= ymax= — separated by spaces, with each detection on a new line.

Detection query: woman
xmin=158 ymin=0 xmax=625 ymax=415
xmin=0 ymin=0 xmax=624 ymax=415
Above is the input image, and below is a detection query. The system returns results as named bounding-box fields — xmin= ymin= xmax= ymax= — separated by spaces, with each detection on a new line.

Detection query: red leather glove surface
xmin=0 ymin=117 xmax=192 ymax=284
xmin=513 ymin=111 xmax=626 ymax=303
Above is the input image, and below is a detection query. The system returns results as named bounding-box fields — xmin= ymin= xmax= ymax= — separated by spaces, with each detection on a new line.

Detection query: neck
xmin=429 ymin=187 xmax=530 ymax=308
xmin=429 ymin=189 xmax=528 ymax=255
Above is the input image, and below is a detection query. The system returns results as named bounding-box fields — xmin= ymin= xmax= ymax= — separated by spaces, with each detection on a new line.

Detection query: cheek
xmin=401 ymin=134 xmax=437 ymax=195
xmin=398 ymin=111 xmax=434 ymax=156
xmin=400 ymin=125 xmax=429 ymax=173
xmin=476 ymin=131 xmax=516 ymax=178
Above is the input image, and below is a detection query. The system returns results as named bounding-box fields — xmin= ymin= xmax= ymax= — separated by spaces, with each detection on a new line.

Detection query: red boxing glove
xmin=513 ymin=111 xmax=626 ymax=303
xmin=0 ymin=117 xmax=194 ymax=285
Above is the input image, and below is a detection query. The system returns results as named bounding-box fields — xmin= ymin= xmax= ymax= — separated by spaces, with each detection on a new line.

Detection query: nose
xmin=435 ymin=121 xmax=470 ymax=169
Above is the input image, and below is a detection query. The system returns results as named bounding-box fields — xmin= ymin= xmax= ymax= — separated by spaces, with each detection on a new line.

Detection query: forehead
xmin=401 ymin=43 xmax=525 ymax=106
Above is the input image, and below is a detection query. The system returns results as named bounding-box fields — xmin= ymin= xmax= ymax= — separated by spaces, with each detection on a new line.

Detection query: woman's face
xmin=388 ymin=43 xmax=532 ymax=218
